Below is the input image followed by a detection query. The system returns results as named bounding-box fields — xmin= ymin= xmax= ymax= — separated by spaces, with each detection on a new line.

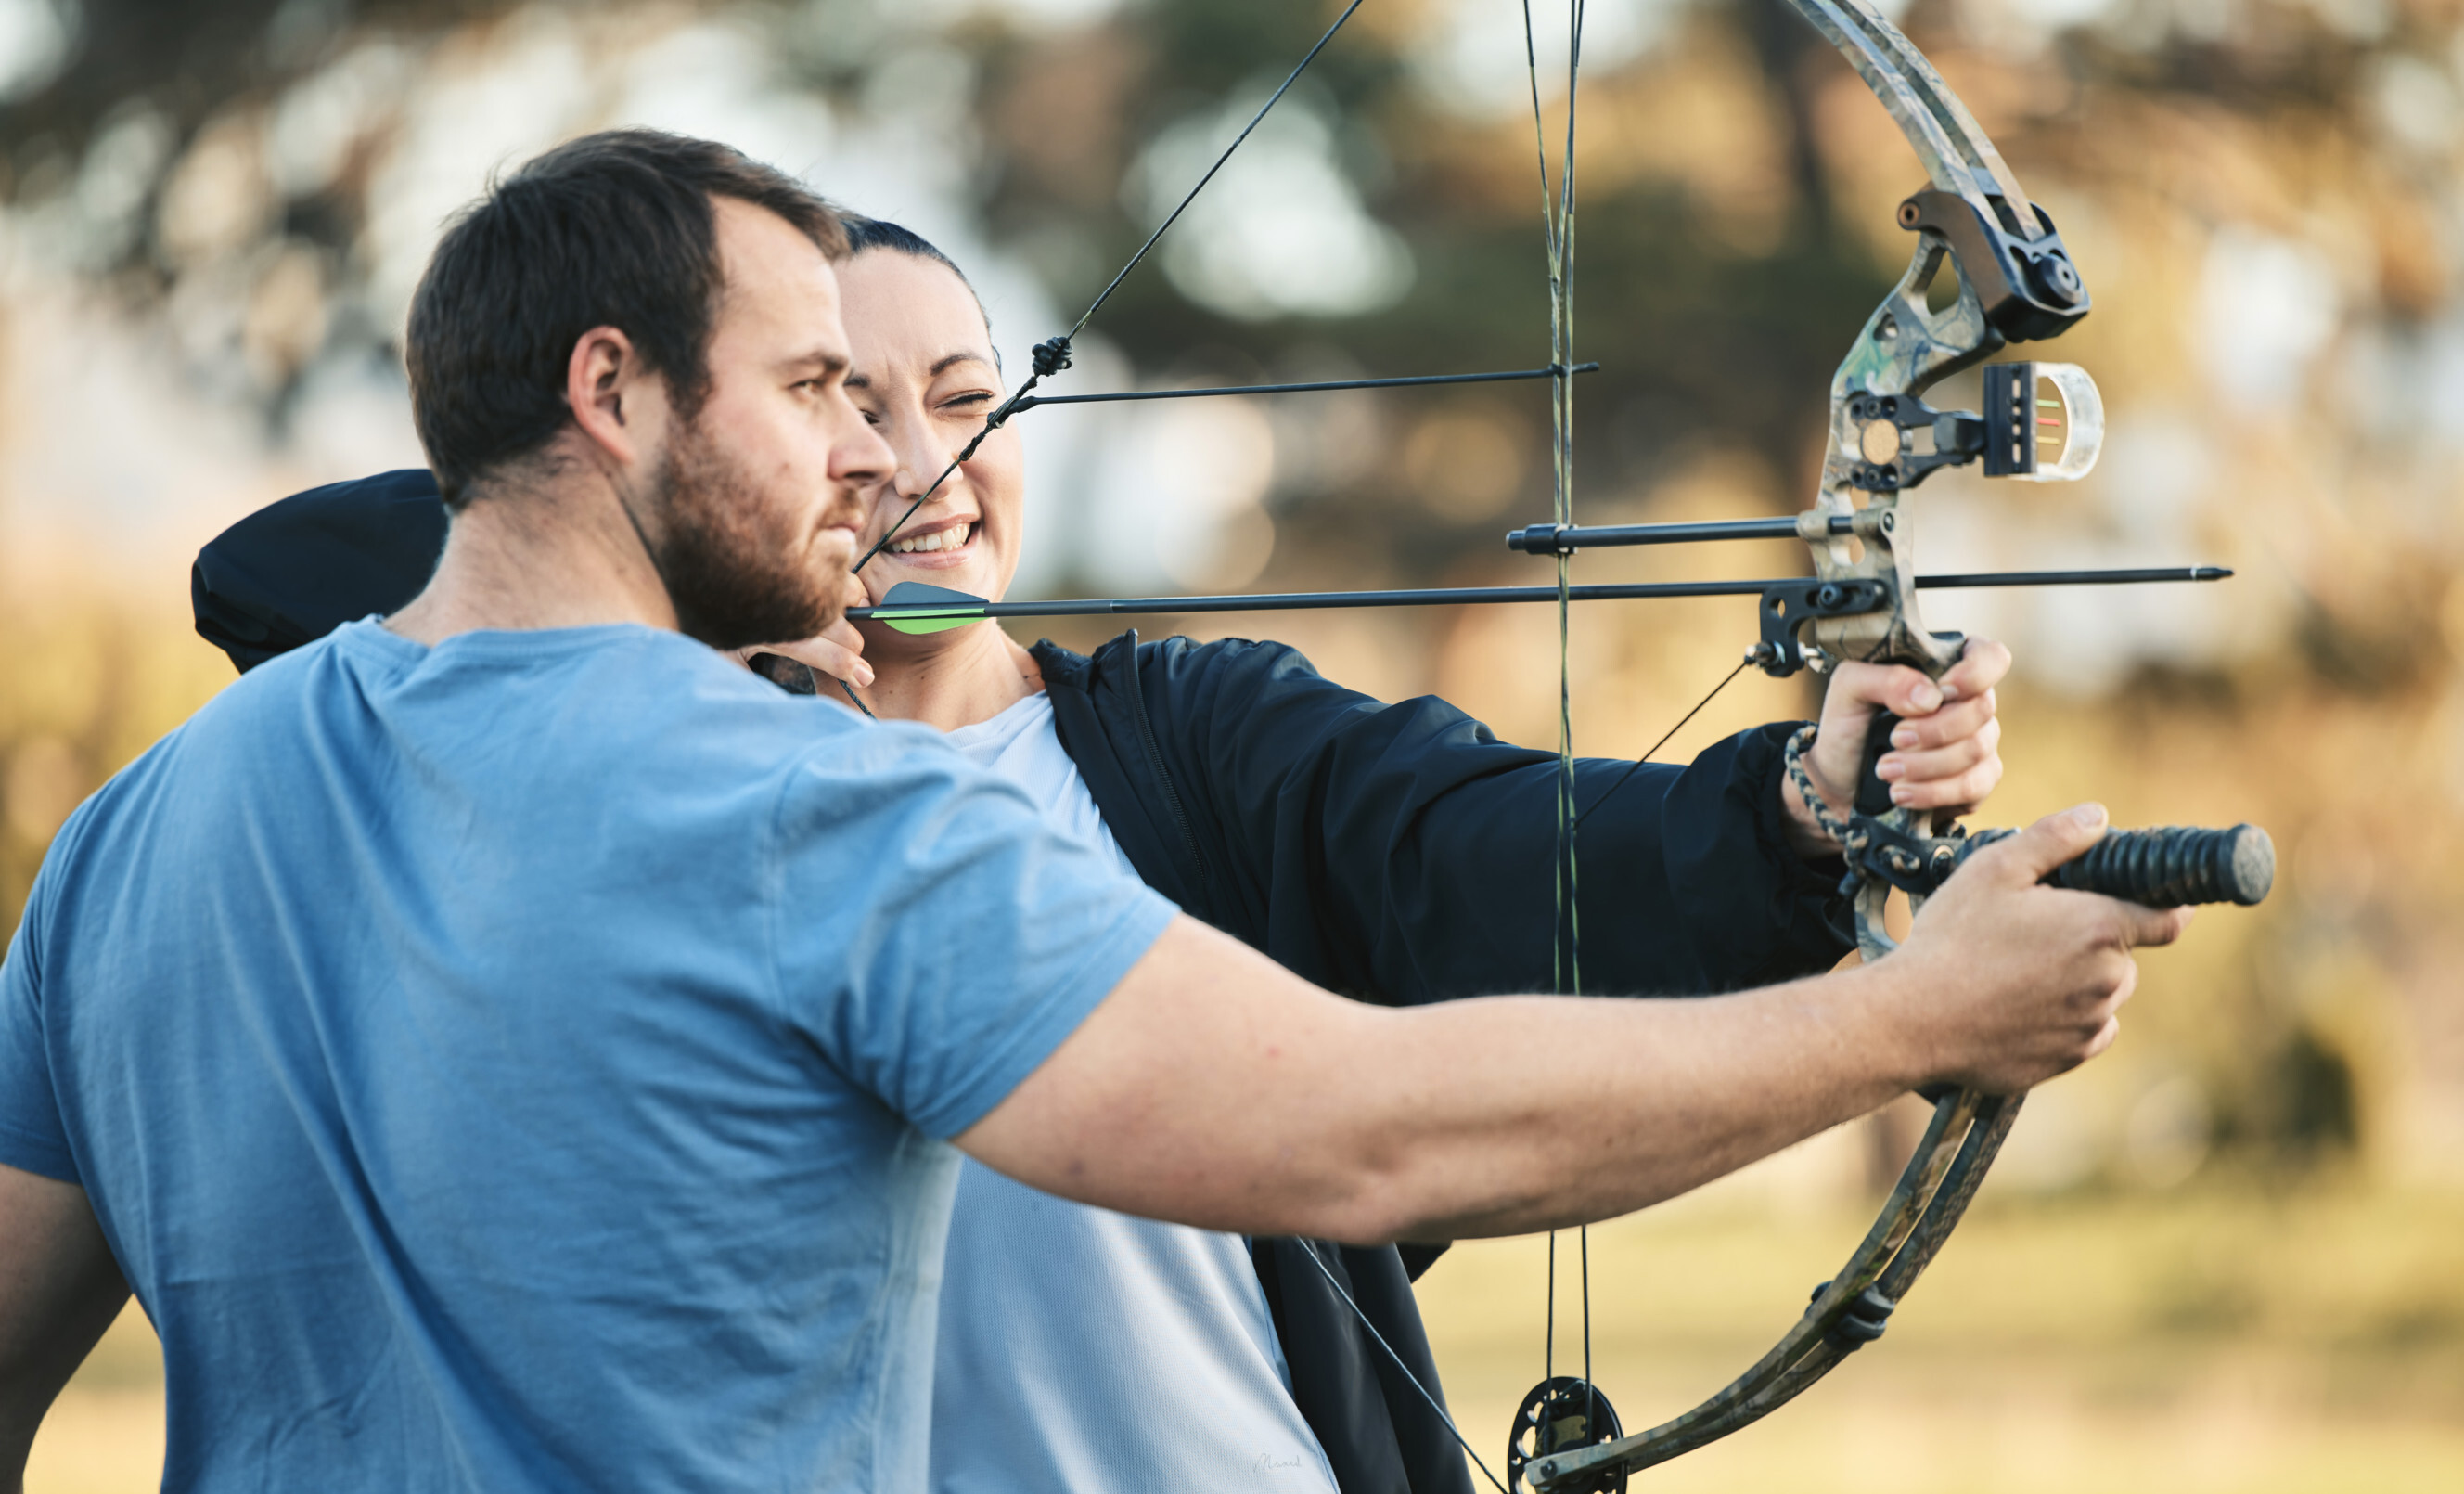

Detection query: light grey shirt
xmin=929 ymin=691 xmax=1341 ymax=1494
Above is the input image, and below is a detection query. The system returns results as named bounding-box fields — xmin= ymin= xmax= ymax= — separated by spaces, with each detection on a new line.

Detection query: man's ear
xmin=565 ymin=325 xmax=668 ymax=470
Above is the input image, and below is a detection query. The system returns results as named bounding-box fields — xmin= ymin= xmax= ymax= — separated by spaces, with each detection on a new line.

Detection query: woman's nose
xmin=892 ymin=412 xmax=961 ymax=498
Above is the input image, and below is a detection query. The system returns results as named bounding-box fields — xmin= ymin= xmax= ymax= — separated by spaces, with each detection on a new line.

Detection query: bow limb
xmin=1789 ymin=0 xmax=2041 ymax=226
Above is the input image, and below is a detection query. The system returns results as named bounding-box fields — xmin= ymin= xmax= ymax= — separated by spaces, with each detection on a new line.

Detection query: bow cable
xmin=853 ymin=0 xmax=1370 ymax=576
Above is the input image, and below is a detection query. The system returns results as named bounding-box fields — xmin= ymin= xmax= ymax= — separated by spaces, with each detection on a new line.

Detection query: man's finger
xmin=2112 ymin=902 xmax=2195 ymax=950
xmin=2080 ymin=1013 xmax=2123 ymax=1065
xmin=1977 ymin=803 xmax=2110 ymax=883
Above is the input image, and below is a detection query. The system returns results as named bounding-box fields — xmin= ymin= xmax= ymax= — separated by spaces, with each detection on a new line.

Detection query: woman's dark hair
xmin=840 ymin=214 xmax=994 ymax=341
xmin=406 ymin=129 xmax=848 ymax=509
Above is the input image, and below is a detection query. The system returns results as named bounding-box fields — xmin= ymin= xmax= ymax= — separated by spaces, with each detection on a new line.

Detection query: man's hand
xmin=1886 ymin=803 xmax=2194 ymax=1093
xmin=1781 ymin=638 xmax=2011 ymax=857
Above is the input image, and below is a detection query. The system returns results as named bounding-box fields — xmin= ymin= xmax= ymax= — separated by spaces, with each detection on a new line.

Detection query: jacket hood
xmin=192 ymin=469 xmax=447 ymax=673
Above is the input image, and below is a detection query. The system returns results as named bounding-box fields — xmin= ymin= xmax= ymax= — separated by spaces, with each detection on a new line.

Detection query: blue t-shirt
xmin=0 ymin=620 xmax=1177 ymax=1492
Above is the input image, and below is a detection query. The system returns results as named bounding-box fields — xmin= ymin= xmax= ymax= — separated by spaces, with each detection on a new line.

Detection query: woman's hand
xmin=732 ymin=568 xmax=876 ymax=693
xmin=1781 ymin=637 xmax=2011 ymax=858
xmin=734 ymin=618 xmax=874 ymax=691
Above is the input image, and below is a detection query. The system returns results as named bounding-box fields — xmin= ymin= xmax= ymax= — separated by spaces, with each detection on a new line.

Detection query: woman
xmin=779 ymin=219 xmax=2011 ymax=1494
xmin=190 ymin=219 xmax=2008 ymax=1494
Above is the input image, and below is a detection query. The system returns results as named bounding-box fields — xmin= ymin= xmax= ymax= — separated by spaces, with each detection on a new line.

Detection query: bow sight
xmin=1845 ymin=359 xmax=2105 ymax=492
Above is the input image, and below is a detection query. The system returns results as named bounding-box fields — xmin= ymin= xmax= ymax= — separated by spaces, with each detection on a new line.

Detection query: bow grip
xmin=1854 ymin=710 xmax=1902 ymax=818
xmin=1963 ymin=823 xmax=2276 ymax=907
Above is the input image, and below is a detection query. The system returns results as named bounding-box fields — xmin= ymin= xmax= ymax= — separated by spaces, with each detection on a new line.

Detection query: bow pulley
xmin=1506 ymin=1377 xmax=1625 ymax=1494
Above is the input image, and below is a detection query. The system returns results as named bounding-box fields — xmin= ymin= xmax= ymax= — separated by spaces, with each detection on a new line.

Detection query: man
xmin=199 ymin=221 xmax=2022 ymax=1494
xmin=0 ymin=130 xmax=2184 ymax=1492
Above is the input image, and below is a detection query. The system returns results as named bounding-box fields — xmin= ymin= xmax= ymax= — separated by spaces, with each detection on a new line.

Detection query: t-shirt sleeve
xmin=0 ymin=887 xmax=78 ymax=1183
xmin=768 ymin=728 xmax=1179 ymax=1140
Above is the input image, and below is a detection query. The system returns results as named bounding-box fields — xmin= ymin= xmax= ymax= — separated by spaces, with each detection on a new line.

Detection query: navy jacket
xmin=192 ymin=471 xmax=1856 ymax=1494
xmin=1024 ymin=630 xmax=1854 ymax=1494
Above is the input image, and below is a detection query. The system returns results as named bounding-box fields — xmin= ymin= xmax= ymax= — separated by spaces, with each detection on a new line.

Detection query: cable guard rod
xmin=1016 ymin=362 xmax=1599 ymax=412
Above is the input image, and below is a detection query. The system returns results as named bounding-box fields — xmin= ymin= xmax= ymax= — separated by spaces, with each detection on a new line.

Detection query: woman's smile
xmin=881 ymin=516 xmax=979 ymax=563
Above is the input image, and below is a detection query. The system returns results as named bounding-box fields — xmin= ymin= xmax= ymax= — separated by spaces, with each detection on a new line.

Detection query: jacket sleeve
xmin=1136 ymin=636 xmax=1851 ymax=1004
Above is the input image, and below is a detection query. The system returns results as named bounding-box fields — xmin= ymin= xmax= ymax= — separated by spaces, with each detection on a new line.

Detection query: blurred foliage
xmin=0 ymin=585 xmax=230 ymax=931
xmin=2 ymin=0 xmax=2460 ymax=1197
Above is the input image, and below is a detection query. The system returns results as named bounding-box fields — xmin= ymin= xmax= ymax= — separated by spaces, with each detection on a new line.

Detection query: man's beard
xmin=644 ymin=422 xmax=840 ymax=650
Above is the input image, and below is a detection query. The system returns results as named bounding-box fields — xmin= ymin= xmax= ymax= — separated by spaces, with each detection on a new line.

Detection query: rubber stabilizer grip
xmin=1965 ymin=823 xmax=2275 ymax=907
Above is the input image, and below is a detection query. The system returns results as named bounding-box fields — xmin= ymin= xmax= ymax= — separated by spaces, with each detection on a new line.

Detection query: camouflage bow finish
xmin=1520 ymin=5 xmax=2272 ymax=1488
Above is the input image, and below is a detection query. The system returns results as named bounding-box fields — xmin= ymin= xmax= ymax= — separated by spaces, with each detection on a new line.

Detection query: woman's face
xmin=837 ymin=249 xmax=1026 ymax=630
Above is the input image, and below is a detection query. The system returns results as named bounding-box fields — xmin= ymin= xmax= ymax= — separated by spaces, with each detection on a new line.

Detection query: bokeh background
xmin=4 ymin=0 xmax=2460 ymax=1488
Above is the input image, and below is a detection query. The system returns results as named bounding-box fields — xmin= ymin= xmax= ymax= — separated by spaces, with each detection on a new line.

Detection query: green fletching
xmin=870 ymin=582 xmax=990 ymax=635
xmin=881 ymin=611 xmax=982 ymax=635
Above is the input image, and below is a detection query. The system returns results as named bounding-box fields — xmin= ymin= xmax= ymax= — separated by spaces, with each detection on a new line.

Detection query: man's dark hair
xmin=406 ymin=130 xmax=849 ymax=509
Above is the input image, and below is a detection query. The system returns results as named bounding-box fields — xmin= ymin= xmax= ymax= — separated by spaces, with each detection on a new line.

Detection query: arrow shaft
xmin=849 ymin=566 xmax=2231 ymax=624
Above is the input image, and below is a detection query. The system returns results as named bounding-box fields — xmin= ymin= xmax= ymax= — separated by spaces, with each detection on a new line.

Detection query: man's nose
xmin=831 ymin=409 xmax=898 ymax=490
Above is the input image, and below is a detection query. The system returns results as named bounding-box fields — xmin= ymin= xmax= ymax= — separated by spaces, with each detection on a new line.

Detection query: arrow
xmin=852 ymin=568 xmax=2234 ymax=636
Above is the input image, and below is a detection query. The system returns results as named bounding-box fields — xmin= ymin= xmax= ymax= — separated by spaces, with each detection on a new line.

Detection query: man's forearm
xmin=1333 ymin=967 xmax=1916 ymax=1242
xmin=969 ymin=818 xmax=2168 ymax=1246
xmin=961 ymin=917 xmax=1923 ymax=1243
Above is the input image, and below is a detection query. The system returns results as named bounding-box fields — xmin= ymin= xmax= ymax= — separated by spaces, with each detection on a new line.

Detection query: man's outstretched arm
xmin=960 ymin=804 xmax=2190 ymax=1245
xmin=0 ymin=1165 xmax=128 ymax=1493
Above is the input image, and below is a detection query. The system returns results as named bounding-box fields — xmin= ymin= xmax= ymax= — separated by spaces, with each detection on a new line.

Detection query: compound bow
xmin=1505 ymin=3 xmax=2272 ymax=1488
